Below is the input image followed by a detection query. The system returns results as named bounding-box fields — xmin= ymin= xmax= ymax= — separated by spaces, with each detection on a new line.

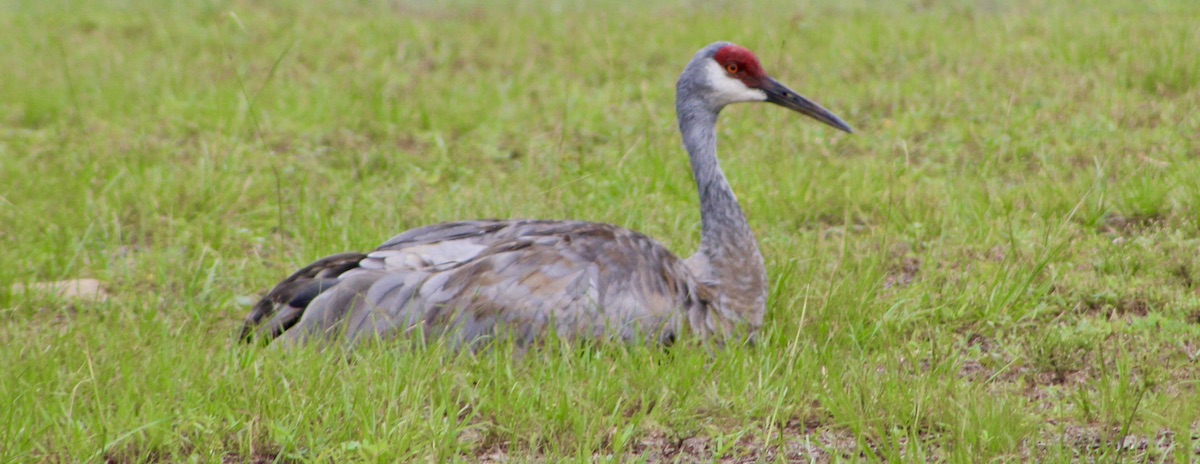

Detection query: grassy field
xmin=2 ymin=0 xmax=1199 ymax=461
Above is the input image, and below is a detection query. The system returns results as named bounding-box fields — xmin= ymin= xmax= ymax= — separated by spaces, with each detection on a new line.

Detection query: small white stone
xmin=12 ymin=279 xmax=109 ymax=302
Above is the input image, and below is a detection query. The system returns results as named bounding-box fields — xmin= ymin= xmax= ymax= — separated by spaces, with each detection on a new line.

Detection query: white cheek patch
xmin=704 ymin=60 xmax=767 ymax=105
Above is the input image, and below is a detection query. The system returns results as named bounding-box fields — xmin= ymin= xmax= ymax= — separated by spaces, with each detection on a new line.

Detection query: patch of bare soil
xmin=1035 ymin=425 xmax=1194 ymax=461
xmin=1100 ymin=213 xmax=1166 ymax=235
xmin=884 ymin=257 xmax=922 ymax=290
xmin=1072 ymin=296 xmax=1151 ymax=319
xmin=219 ymin=453 xmax=285 ymax=464
xmin=612 ymin=426 xmax=865 ymax=463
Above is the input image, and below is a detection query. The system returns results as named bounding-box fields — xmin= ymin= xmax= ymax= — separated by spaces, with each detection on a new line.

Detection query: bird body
xmin=250 ymin=220 xmax=712 ymax=348
xmin=242 ymin=42 xmax=852 ymax=349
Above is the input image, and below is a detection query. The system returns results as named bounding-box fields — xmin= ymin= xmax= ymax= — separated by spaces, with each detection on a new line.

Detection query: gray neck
xmin=676 ymin=99 xmax=758 ymax=260
xmin=676 ymin=86 xmax=768 ymax=332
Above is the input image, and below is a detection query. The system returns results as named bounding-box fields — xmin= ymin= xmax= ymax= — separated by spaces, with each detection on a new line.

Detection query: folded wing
xmin=243 ymin=220 xmax=712 ymax=349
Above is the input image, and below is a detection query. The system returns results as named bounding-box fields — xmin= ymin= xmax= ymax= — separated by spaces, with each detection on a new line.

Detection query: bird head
xmin=683 ymin=42 xmax=853 ymax=133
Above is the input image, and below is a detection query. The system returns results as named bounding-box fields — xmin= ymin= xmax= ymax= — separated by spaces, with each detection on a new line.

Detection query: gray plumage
xmin=241 ymin=42 xmax=852 ymax=350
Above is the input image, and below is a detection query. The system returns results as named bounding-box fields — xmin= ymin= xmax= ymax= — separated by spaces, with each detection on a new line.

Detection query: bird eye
xmin=724 ymin=63 xmax=739 ymax=74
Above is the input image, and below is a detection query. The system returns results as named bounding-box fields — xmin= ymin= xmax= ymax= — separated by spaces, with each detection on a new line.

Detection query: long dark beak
xmin=762 ymin=77 xmax=853 ymax=133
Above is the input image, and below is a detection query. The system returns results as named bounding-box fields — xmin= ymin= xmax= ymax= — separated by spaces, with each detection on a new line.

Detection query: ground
xmin=1 ymin=0 xmax=1199 ymax=462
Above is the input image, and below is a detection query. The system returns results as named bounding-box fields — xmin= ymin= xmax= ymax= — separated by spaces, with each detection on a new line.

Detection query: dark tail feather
xmin=240 ymin=252 xmax=367 ymax=343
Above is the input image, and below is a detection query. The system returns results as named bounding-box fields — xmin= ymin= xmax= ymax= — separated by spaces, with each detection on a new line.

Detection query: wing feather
xmin=244 ymin=220 xmax=716 ymax=349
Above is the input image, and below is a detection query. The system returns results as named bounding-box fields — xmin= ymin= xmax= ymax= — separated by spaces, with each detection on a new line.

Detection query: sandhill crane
xmin=241 ymin=42 xmax=852 ymax=350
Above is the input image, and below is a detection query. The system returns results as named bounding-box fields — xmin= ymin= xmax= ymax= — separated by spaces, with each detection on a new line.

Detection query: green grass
xmin=2 ymin=0 xmax=1199 ymax=461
